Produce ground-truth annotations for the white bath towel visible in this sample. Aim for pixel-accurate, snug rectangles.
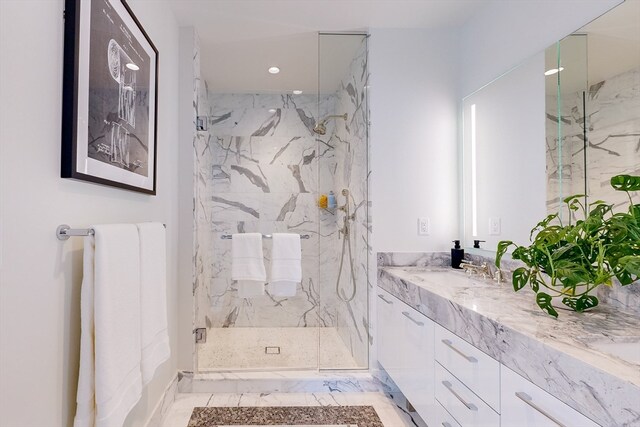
[74,224,142,427]
[231,233,266,297]
[137,222,170,385]
[269,233,302,297]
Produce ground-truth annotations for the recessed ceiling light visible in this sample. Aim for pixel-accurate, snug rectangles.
[268,108,277,113]
[544,67,564,76]
[126,63,139,71]
[292,90,303,95]
[268,66,280,74]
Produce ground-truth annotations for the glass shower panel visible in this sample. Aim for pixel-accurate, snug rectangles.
[194,39,321,372]
[317,33,369,370]
[545,34,588,221]
[193,32,370,373]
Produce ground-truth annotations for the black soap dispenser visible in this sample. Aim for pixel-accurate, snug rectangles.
[451,240,464,269]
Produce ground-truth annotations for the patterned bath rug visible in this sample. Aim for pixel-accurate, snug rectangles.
[187,406,385,427]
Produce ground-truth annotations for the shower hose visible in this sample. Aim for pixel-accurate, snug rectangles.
[336,219,357,303]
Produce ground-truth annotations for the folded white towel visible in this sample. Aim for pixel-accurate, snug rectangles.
[267,281,298,297]
[269,233,302,296]
[75,225,142,427]
[137,222,170,386]
[232,233,266,297]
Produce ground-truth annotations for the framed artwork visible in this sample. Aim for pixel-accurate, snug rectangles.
[61,0,158,194]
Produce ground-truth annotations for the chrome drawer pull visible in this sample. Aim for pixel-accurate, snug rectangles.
[515,392,567,427]
[441,339,478,363]
[442,423,452,427]
[442,380,478,411]
[402,311,424,326]
[377,294,393,304]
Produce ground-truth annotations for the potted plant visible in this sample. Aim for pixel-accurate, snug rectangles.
[496,175,640,317]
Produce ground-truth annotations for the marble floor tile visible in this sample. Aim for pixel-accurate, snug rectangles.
[158,392,423,427]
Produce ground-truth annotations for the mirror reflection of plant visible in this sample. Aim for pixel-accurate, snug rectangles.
[496,175,640,318]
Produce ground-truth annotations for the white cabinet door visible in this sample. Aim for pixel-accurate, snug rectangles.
[399,305,435,426]
[501,365,600,427]
[376,289,402,380]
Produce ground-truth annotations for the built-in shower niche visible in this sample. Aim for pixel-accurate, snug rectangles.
[193,33,369,372]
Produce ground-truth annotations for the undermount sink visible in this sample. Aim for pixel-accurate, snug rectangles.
[586,337,640,365]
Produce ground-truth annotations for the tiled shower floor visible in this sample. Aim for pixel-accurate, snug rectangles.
[197,327,361,371]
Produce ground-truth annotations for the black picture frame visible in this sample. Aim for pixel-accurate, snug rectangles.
[61,0,158,195]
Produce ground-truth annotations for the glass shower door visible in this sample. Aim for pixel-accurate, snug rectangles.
[317,33,370,370]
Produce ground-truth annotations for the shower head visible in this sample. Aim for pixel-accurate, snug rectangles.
[313,113,348,135]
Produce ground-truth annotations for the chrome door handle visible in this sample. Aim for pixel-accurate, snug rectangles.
[515,392,567,427]
[441,339,478,363]
[377,294,393,304]
[442,381,478,411]
[402,311,424,326]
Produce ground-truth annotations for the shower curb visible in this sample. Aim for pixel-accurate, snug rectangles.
[177,370,397,394]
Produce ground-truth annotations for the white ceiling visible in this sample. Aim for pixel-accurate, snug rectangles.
[168,0,491,93]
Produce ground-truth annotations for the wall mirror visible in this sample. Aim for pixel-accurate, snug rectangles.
[461,0,640,252]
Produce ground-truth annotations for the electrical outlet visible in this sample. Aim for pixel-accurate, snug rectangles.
[489,217,501,235]
[418,217,430,235]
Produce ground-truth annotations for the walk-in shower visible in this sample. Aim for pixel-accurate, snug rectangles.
[192,33,370,372]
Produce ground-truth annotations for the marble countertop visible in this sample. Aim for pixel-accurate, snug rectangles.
[378,266,640,427]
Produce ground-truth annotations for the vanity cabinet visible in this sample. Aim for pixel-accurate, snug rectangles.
[377,286,604,427]
[376,289,435,426]
[501,365,600,427]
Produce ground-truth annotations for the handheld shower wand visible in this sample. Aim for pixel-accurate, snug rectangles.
[335,189,357,303]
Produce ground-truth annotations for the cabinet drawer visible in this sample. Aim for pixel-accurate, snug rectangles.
[501,365,600,427]
[435,363,500,427]
[435,401,462,427]
[435,324,500,411]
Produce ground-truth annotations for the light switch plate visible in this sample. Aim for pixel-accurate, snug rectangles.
[418,217,430,235]
[489,217,501,235]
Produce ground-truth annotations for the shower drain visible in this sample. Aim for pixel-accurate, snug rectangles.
[265,346,281,354]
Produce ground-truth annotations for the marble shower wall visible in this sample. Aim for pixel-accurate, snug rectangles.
[546,67,640,214]
[194,93,336,330]
[324,36,370,367]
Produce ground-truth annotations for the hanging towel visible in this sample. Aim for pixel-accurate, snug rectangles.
[268,233,301,297]
[74,224,142,427]
[137,222,170,386]
[231,233,266,297]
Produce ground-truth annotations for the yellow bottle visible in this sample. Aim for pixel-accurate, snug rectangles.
[318,194,328,209]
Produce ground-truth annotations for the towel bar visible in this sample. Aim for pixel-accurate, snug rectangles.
[56,223,167,241]
[220,233,310,240]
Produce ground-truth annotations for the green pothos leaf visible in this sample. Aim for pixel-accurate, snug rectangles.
[575,294,599,312]
[611,175,640,192]
[512,268,529,291]
[495,240,513,267]
[536,292,558,318]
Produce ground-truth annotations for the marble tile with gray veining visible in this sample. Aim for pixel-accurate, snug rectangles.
[378,266,640,426]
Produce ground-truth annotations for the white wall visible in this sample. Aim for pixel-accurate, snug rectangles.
[369,28,459,252]
[0,1,180,426]
[458,0,622,97]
